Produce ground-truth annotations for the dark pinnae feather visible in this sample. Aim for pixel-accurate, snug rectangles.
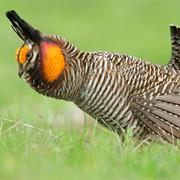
[6,10,42,43]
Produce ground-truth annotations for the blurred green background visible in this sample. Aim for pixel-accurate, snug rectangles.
[0,0,180,179]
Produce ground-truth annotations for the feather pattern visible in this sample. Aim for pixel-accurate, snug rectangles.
[168,25,180,70]
[6,10,180,144]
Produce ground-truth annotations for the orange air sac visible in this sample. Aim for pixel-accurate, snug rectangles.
[40,41,65,82]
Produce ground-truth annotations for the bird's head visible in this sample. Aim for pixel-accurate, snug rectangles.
[6,10,66,83]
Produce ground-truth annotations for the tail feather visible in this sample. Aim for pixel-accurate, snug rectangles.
[6,10,42,43]
[168,25,180,70]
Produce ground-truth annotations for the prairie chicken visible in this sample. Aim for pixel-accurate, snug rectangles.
[6,10,180,144]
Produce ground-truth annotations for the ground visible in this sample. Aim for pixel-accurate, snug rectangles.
[0,1,180,179]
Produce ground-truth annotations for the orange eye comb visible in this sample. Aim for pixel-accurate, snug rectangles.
[40,42,65,82]
[16,45,30,64]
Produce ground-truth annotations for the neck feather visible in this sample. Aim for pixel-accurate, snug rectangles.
[25,36,87,101]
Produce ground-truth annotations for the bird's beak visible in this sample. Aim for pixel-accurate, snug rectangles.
[18,65,25,78]
[18,69,23,78]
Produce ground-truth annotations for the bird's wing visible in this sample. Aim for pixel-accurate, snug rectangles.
[130,85,180,144]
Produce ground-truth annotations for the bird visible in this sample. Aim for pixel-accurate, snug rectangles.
[6,10,180,144]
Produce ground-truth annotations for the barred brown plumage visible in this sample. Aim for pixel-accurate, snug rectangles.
[6,10,180,144]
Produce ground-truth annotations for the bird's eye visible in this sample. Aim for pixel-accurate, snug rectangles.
[26,50,33,60]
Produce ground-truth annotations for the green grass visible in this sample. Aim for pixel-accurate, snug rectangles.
[0,119,180,179]
[0,0,180,179]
